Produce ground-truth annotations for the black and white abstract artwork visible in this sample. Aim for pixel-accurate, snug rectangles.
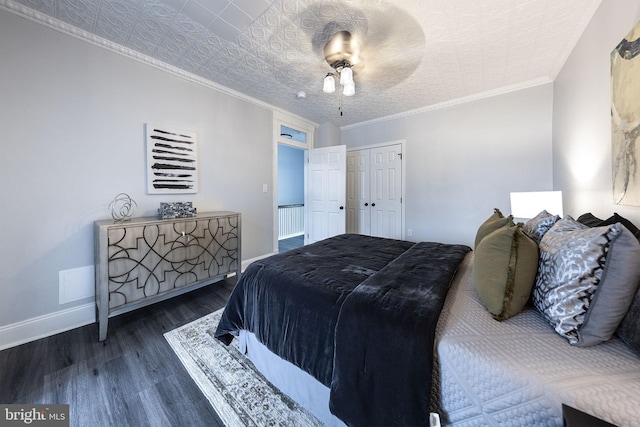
[146,124,198,194]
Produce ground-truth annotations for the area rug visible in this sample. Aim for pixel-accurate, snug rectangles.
[164,309,323,427]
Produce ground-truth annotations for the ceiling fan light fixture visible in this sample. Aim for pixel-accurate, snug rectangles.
[322,31,360,114]
[323,74,336,93]
[343,81,355,97]
[339,65,353,86]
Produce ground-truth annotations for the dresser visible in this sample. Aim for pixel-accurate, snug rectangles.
[94,211,241,340]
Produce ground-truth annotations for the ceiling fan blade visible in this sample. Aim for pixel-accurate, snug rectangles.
[357,7,425,89]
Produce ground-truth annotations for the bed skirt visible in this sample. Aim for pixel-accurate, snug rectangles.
[236,330,347,427]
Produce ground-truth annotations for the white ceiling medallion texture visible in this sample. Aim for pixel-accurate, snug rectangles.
[3,0,602,127]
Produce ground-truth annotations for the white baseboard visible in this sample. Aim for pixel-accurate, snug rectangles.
[0,253,277,351]
[0,303,96,351]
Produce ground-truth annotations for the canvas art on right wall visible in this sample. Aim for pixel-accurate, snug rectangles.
[612,19,640,206]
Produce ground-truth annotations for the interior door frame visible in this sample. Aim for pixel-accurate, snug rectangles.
[346,139,406,240]
[273,112,317,253]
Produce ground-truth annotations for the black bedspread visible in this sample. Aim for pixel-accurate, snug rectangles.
[215,234,470,426]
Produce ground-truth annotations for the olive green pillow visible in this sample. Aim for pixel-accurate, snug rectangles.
[474,223,539,320]
[474,208,514,249]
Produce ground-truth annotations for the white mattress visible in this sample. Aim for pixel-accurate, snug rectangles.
[434,253,640,426]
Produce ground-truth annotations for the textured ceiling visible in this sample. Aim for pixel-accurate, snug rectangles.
[4,0,602,127]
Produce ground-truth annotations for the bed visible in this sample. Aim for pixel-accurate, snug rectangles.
[433,252,640,426]
[215,233,470,426]
[215,227,640,426]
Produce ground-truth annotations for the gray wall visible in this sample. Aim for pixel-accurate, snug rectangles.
[342,83,554,246]
[0,10,274,328]
[316,122,342,147]
[553,1,640,223]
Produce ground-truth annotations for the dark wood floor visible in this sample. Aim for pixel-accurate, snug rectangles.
[0,278,236,427]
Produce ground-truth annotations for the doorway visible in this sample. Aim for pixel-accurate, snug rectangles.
[274,114,314,253]
[277,143,305,252]
[273,114,347,252]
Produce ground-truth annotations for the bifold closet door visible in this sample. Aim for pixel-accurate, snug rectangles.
[369,144,402,239]
[346,149,370,235]
[346,144,402,239]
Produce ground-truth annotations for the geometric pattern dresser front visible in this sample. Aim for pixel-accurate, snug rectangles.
[95,212,241,340]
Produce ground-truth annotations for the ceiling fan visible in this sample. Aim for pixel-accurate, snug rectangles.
[302,2,427,93]
[322,30,360,96]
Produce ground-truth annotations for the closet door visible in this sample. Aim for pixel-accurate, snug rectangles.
[346,149,370,234]
[347,143,403,238]
[370,144,403,239]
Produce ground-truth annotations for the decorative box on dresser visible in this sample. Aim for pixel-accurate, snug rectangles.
[94,211,241,341]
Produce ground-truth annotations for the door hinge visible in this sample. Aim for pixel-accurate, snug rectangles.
[398,153,403,160]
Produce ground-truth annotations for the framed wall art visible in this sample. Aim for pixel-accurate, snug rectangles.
[146,123,198,194]
[611,19,640,206]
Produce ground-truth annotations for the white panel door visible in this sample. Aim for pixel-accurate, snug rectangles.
[346,149,370,234]
[305,145,346,244]
[369,144,403,239]
[346,143,403,239]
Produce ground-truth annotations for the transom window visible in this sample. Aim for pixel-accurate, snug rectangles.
[280,125,308,144]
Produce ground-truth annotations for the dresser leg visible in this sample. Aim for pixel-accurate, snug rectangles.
[99,314,108,341]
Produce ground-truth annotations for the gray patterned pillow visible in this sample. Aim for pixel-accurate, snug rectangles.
[523,210,560,244]
[533,216,640,346]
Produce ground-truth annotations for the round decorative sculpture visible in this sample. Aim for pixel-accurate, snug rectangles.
[109,193,137,221]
